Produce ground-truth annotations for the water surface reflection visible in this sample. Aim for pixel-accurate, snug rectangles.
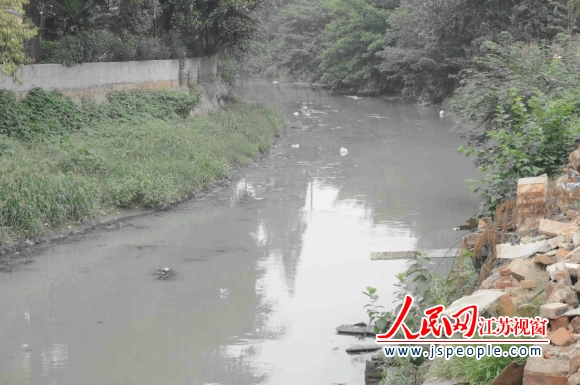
[0,81,479,385]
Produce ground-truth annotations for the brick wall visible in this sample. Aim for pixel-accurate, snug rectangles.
[0,56,217,101]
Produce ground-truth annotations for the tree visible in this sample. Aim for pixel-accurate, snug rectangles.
[549,0,580,33]
[47,0,110,36]
[161,0,269,57]
[0,0,37,76]
[378,0,558,104]
[270,0,332,81]
[379,0,466,102]
[319,0,395,93]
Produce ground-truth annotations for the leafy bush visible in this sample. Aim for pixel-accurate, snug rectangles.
[0,89,85,139]
[217,53,237,87]
[166,31,188,60]
[0,88,201,141]
[364,252,455,338]
[0,0,37,77]
[39,41,62,61]
[446,33,580,216]
[43,30,121,65]
[136,37,171,60]
[42,30,181,65]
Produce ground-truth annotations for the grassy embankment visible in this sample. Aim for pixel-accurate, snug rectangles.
[0,88,285,243]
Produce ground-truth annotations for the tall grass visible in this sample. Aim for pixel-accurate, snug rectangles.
[0,100,285,243]
[431,343,528,385]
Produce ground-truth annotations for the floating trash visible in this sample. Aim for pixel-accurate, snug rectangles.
[291,144,300,149]
[439,110,445,118]
[273,80,279,84]
[154,267,174,280]
[340,147,348,156]
[293,112,299,116]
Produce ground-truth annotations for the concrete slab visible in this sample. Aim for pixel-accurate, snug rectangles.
[442,290,506,317]
[497,240,550,259]
[564,308,580,317]
[371,249,459,260]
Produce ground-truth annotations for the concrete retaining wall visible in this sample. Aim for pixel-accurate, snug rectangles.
[0,56,217,101]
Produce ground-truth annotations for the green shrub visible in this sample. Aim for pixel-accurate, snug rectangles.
[0,88,201,141]
[42,30,185,65]
[0,89,86,139]
[39,41,61,61]
[44,30,120,65]
[136,37,171,60]
[447,33,580,216]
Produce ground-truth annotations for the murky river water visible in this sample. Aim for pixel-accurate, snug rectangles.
[0,81,480,385]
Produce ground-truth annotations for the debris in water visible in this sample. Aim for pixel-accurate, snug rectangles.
[439,110,445,118]
[340,147,348,156]
[453,217,478,231]
[293,112,299,116]
[154,267,175,280]
[346,95,362,100]
[291,144,300,149]
[346,345,381,354]
[336,324,376,335]
[273,80,279,84]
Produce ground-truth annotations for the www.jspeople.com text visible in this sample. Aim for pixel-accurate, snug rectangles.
[382,344,543,360]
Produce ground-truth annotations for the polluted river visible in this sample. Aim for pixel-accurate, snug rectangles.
[0,80,480,385]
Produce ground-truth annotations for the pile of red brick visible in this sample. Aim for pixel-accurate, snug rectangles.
[473,173,580,384]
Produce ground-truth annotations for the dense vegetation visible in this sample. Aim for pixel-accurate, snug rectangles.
[0,0,37,75]
[254,0,566,97]
[448,33,580,215]
[1,0,269,72]
[235,0,580,216]
[0,89,285,242]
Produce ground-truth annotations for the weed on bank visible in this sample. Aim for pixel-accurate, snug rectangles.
[0,89,285,243]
